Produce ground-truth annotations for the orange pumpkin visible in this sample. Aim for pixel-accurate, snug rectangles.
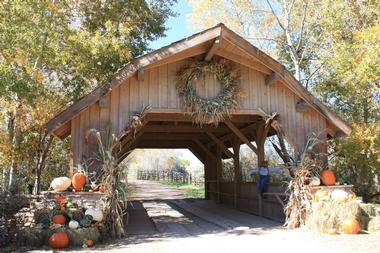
[320,170,336,186]
[52,214,66,225]
[86,239,94,247]
[99,185,105,193]
[49,231,69,249]
[72,172,86,191]
[341,218,360,234]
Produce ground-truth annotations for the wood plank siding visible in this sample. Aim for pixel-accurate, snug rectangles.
[70,58,326,168]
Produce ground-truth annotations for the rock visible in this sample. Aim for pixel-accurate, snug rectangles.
[368,216,380,233]
[66,227,100,246]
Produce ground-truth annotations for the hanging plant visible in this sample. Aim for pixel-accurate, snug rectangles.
[176,60,240,125]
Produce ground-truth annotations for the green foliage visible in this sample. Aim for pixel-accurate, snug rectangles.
[332,124,380,202]
[0,0,175,193]
[159,181,205,198]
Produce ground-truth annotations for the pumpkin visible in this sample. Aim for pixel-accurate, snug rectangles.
[314,189,329,201]
[72,172,86,191]
[68,220,79,229]
[51,177,71,192]
[85,208,103,222]
[52,214,66,225]
[49,231,69,249]
[320,169,336,186]
[99,185,105,193]
[341,218,360,234]
[86,239,94,247]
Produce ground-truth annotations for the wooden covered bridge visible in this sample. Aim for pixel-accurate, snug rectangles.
[46,24,351,220]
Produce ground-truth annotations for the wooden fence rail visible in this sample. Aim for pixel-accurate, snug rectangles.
[137,169,204,187]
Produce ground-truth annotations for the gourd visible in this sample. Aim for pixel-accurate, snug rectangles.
[320,169,336,186]
[86,239,94,247]
[341,218,360,234]
[314,189,329,201]
[72,172,86,191]
[85,208,103,222]
[51,177,71,192]
[99,185,105,193]
[309,177,321,186]
[52,214,66,225]
[49,231,70,249]
[331,189,348,202]
[68,220,79,229]
[326,228,337,235]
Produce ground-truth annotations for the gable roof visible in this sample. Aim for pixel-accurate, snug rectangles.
[46,23,352,138]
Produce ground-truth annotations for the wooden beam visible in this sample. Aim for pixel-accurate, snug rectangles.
[205,37,221,61]
[224,120,258,154]
[295,101,312,113]
[143,124,228,133]
[265,72,280,86]
[193,139,217,161]
[216,48,272,75]
[206,131,234,158]
[137,68,144,81]
[209,121,260,147]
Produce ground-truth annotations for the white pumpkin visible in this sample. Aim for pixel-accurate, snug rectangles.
[50,177,72,192]
[331,189,348,202]
[309,176,321,186]
[85,208,103,222]
[69,220,79,229]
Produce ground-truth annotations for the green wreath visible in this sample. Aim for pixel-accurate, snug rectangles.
[176,60,240,125]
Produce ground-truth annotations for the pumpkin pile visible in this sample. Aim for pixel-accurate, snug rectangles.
[307,187,361,235]
[36,194,104,249]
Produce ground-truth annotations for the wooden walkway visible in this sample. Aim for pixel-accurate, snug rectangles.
[126,180,280,236]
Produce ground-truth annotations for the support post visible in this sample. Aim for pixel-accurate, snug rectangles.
[232,137,241,208]
[216,146,222,203]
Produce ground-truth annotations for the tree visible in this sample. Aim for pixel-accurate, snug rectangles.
[0,0,176,193]
[187,0,319,86]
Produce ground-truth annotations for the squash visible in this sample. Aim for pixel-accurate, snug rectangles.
[49,231,69,249]
[320,169,336,186]
[86,239,94,247]
[52,214,66,225]
[99,185,105,193]
[68,220,79,229]
[326,228,337,235]
[51,177,71,192]
[72,172,86,191]
[331,189,348,202]
[314,189,329,201]
[341,218,360,234]
[85,208,103,222]
[309,176,321,186]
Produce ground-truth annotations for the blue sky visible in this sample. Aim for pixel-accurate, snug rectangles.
[149,1,193,50]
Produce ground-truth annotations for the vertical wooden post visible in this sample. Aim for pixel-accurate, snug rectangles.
[256,121,266,167]
[256,121,266,216]
[233,137,241,209]
[216,146,222,203]
[204,155,210,200]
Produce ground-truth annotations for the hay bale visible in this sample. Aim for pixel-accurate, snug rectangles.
[306,200,359,232]
[66,227,100,246]
[15,227,49,247]
[368,216,380,233]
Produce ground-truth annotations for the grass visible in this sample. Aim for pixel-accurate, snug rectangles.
[159,181,205,199]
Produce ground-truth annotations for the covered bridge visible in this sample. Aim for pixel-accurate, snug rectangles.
[46,24,351,220]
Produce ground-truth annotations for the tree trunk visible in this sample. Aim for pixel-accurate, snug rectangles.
[33,133,53,195]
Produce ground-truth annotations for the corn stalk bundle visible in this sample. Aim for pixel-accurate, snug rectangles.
[87,128,126,239]
[284,135,323,229]
[176,60,240,126]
